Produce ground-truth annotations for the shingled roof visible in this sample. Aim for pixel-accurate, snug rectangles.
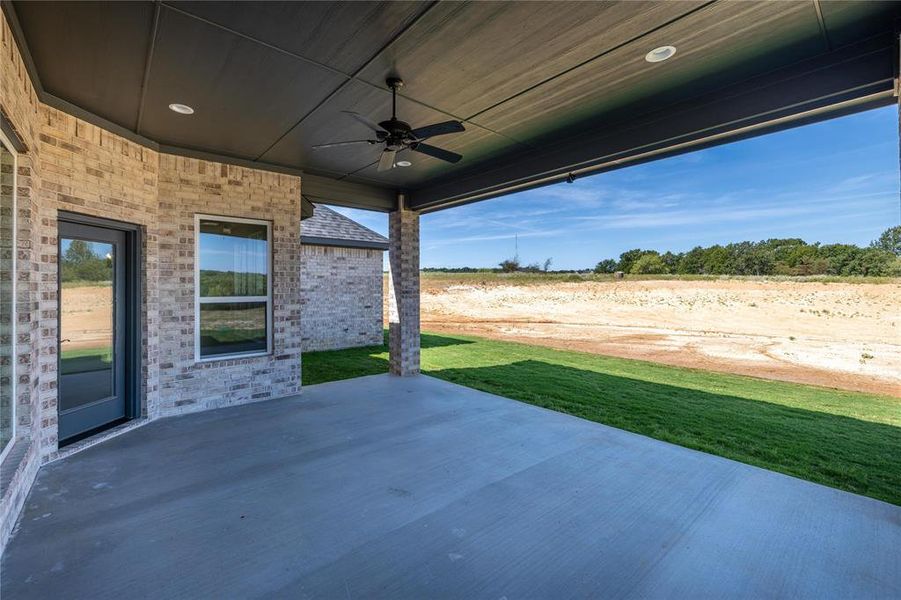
[300,204,388,250]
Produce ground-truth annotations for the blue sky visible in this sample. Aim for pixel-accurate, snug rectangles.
[199,234,267,274]
[332,106,899,270]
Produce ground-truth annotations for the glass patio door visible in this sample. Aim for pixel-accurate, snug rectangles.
[58,221,128,443]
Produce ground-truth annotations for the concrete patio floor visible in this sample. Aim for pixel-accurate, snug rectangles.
[3,374,899,598]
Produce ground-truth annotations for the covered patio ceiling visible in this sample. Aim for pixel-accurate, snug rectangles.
[4,0,899,212]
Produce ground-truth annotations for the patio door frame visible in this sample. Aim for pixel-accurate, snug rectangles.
[0,125,18,465]
[57,211,142,444]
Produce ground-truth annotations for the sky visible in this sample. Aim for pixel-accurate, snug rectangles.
[199,234,268,274]
[332,106,900,271]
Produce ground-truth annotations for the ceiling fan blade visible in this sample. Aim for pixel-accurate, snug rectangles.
[412,142,462,164]
[377,149,397,172]
[312,140,376,150]
[343,111,385,134]
[411,120,465,139]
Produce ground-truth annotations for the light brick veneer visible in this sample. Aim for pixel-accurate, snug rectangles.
[0,8,303,552]
[1,12,46,553]
[300,244,383,351]
[157,155,301,415]
[38,107,161,452]
[387,205,420,376]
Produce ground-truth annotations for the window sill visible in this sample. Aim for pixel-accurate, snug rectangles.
[195,350,271,364]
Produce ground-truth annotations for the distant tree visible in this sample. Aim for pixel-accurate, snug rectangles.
[616,248,646,273]
[660,251,680,274]
[65,239,97,263]
[818,244,862,276]
[676,246,706,274]
[594,258,617,274]
[499,257,520,272]
[764,238,809,268]
[871,225,901,256]
[630,253,668,275]
[724,241,774,276]
[846,247,896,276]
[700,245,730,275]
[61,240,109,282]
[889,257,901,276]
[543,257,553,272]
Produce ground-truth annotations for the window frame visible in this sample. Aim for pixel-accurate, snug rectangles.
[0,128,16,463]
[194,214,273,362]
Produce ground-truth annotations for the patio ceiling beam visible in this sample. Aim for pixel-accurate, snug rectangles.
[409,35,897,213]
[300,173,396,212]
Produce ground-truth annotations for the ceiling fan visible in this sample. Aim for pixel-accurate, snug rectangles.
[312,77,465,171]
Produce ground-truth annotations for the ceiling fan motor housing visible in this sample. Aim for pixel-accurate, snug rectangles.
[313,75,464,170]
[379,117,415,149]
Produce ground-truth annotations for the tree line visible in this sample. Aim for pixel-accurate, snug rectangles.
[594,226,901,277]
[61,239,111,282]
[423,226,901,277]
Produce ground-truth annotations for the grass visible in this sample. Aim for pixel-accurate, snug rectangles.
[60,347,111,375]
[303,331,901,506]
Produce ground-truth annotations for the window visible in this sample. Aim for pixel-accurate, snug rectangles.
[0,131,16,459]
[195,215,271,360]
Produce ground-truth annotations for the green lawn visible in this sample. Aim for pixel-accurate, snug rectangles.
[60,347,111,375]
[303,332,901,505]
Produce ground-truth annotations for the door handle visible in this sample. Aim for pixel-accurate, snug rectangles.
[60,339,71,343]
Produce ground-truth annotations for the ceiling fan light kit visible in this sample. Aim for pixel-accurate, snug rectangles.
[313,77,466,172]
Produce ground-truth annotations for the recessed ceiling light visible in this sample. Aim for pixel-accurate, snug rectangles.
[168,103,195,115]
[395,160,412,167]
[645,45,676,63]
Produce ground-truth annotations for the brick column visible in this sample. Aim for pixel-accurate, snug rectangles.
[388,197,420,376]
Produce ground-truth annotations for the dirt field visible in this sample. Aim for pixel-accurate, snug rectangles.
[64,277,900,397]
[60,284,112,351]
[410,275,901,397]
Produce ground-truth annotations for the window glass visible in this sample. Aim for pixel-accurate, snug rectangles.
[196,217,270,360]
[199,302,267,357]
[198,219,268,297]
[59,240,114,407]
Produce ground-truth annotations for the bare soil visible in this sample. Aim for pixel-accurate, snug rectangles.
[410,276,901,397]
[65,277,901,397]
[60,284,112,351]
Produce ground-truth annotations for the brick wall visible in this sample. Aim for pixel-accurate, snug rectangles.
[387,206,420,376]
[300,244,383,351]
[157,155,301,415]
[0,146,14,446]
[0,9,303,552]
[37,107,161,452]
[1,11,43,553]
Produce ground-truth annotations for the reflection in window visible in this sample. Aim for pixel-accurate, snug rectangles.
[196,217,271,360]
[199,302,267,357]
[0,138,15,456]
[198,219,268,297]
[59,240,114,409]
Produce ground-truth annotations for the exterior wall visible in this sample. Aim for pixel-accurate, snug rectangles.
[38,107,161,452]
[0,9,302,552]
[0,145,15,446]
[300,244,383,351]
[0,11,44,553]
[387,206,420,376]
[157,156,301,415]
